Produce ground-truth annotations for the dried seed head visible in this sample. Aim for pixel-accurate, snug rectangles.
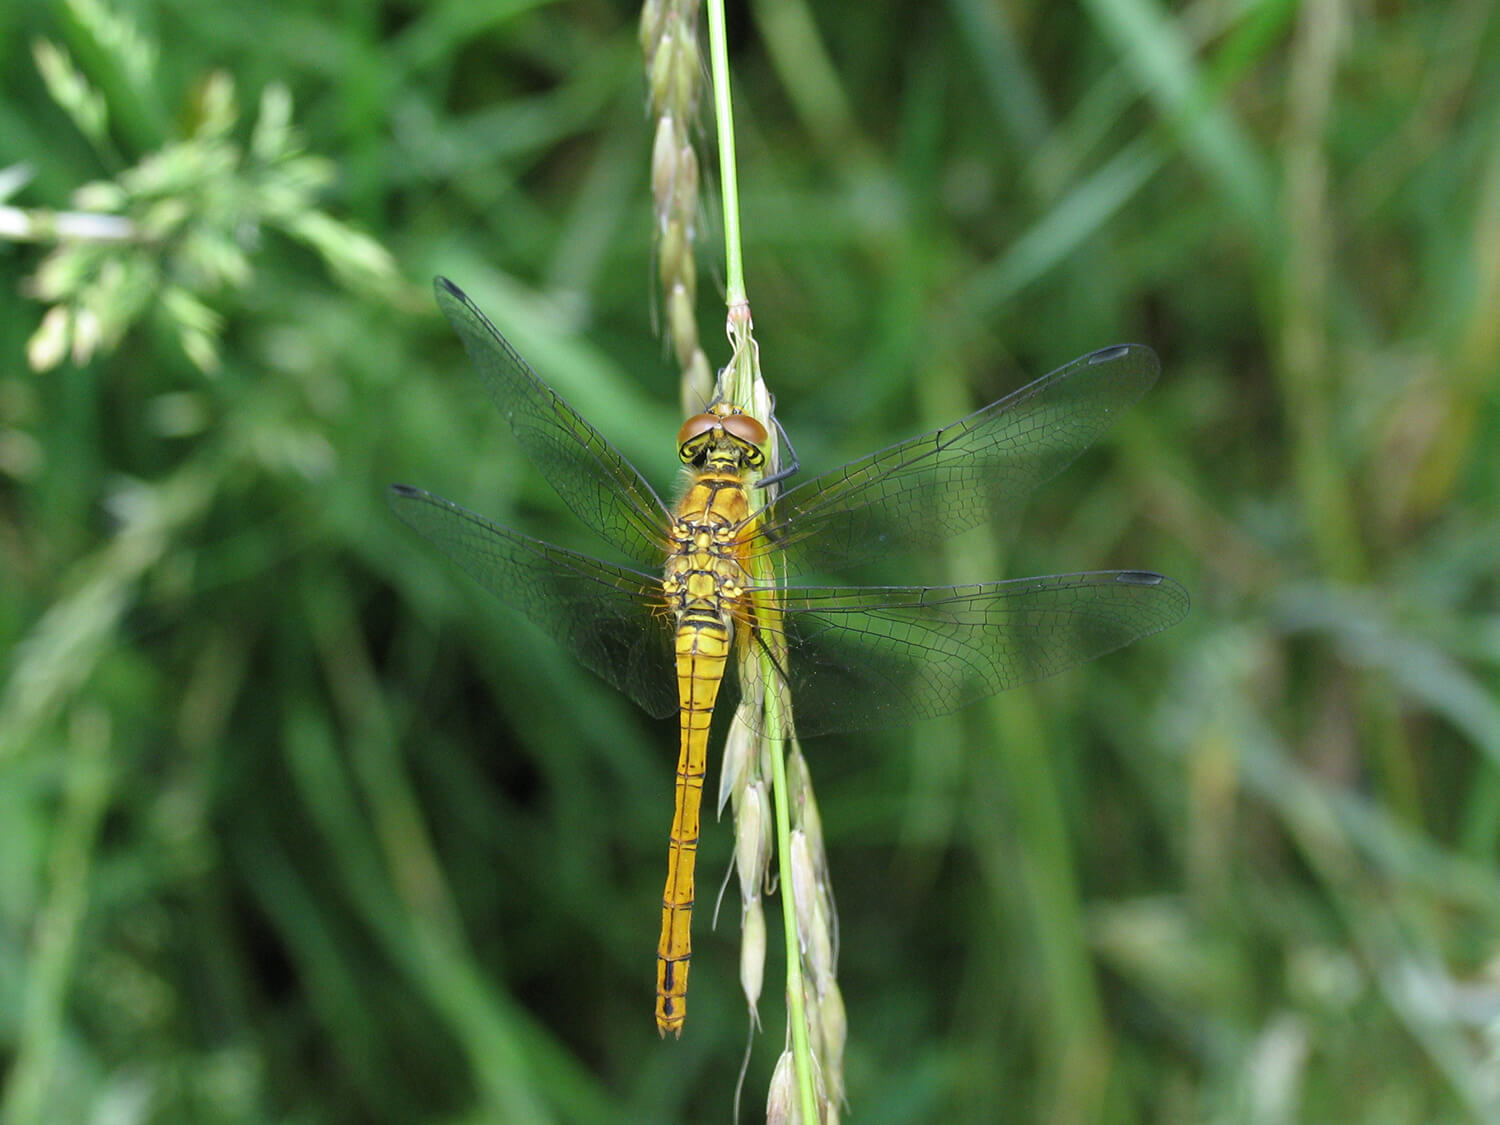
[638,0,665,54]
[820,980,847,1106]
[789,751,827,866]
[735,782,767,901]
[769,1043,830,1125]
[766,1050,795,1125]
[740,896,765,1015]
[673,141,699,209]
[639,0,710,415]
[791,830,835,993]
[672,44,700,116]
[647,37,677,115]
[669,279,698,354]
[756,730,775,785]
[658,218,687,288]
[650,113,677,218]
[719,704,756,814]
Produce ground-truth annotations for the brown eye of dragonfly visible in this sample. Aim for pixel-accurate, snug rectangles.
[676,413,720,447]
[720,412,768,446]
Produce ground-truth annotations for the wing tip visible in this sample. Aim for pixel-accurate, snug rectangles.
[1085,341,1161,375]
[1113,569,1191,624]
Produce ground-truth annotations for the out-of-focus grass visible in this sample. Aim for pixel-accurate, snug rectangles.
[2,1,1499,1122]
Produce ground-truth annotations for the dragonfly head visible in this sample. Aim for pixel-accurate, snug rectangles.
[677,403,768,472]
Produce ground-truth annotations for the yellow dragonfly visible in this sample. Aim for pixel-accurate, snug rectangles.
[391,277,1188,1037]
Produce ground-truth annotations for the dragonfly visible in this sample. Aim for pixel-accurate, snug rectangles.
[391,277,1189,1037]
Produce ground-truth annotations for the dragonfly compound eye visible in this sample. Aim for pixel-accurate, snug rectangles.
[677,413,720,446]
[719,412,768,447]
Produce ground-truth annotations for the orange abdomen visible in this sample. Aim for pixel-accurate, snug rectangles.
[655,471,753,1036]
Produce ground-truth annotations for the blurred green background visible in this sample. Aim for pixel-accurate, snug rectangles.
[4,1,1500,1122]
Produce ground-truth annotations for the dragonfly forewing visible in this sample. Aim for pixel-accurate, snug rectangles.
[434,278,673,568]
[754,344,1160,577]
[390,483,678,720]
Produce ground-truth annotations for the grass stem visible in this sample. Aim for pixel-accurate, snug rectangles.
[708,1,819,1119]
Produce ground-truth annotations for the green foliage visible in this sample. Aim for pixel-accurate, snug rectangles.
[18,6,396,375]
[2,1,1499,1123]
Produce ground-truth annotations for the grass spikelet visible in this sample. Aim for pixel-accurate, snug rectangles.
[640,0,714,413]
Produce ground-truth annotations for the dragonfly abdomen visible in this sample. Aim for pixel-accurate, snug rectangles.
[656,612,729,1036]
[655,470,755,1036]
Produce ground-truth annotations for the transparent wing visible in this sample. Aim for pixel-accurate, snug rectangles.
[754,570,1188,736]
[390,484,678,720]
[434,277,671,568]
[753,345,1160,575]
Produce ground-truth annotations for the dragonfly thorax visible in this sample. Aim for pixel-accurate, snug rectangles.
[677,403,767,473]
